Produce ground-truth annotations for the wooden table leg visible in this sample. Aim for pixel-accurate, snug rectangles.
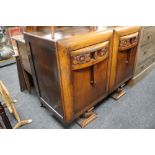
[0,81,32,129]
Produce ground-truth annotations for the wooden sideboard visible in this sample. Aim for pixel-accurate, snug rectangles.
[24,27,113,124]
[11,26,141,125]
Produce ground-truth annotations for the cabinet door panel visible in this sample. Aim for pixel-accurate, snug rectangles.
[115,47,137,86]
[71,42,109,114]
[73,59,108,113]
[109,27,141,93]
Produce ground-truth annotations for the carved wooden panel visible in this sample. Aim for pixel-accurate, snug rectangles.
[119,32,139,51]
[72,53,91,65]
[71,41,109,70]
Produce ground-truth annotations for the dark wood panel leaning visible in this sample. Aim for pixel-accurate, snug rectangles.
[12,35,34,92]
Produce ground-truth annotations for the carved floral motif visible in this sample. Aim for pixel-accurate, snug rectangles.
[119,37,138,49]
[97,47,108,57]
[72,53,91,65]
[71,46,109,65]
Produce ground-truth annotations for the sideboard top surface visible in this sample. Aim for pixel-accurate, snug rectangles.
[23,26,112,42]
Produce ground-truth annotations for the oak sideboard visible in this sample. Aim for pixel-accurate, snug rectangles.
[13,26,141,125]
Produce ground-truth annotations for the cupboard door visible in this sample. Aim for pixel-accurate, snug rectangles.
[116,32,139,86]
[70,42,109,114]
[109,27,141,93]
[115,47,137,86]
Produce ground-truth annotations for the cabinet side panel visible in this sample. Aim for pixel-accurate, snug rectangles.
[24,34,63,118]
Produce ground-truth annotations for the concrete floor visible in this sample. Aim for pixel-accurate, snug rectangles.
[0,63,155,129]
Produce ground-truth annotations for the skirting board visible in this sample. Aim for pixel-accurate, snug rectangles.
[128,62,155,86]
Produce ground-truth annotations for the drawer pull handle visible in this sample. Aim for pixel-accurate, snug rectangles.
[125,60,129,64]
[90,80,96,85]
[141,66,144,70]
[125,49,130,64]
[90,66,96,86]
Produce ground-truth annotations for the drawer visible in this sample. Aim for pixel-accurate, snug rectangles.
[143,26,152,29]
[141,27,155,46]
[135,55,155,75]
[137,42,155,63]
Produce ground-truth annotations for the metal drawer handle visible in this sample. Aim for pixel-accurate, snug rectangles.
[125,60,129,64]
[141,66,144,70]
[144,51,147,55]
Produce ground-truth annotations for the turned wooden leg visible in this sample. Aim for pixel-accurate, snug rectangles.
[76,107,97,128]
[111,84,126,100]
[2,100,16,108]
[13,119,32,129]
[10,101,32,129]
[0,80,32,129]
[0,101,12,129]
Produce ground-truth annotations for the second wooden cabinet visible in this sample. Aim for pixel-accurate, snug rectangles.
[109,26,141,93]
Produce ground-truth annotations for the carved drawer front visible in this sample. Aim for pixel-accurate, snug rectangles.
[119,32,139,51]
[141,27,155,46]
[135,55,155,75]
[137,43,155,64]
[71,41,109,70]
